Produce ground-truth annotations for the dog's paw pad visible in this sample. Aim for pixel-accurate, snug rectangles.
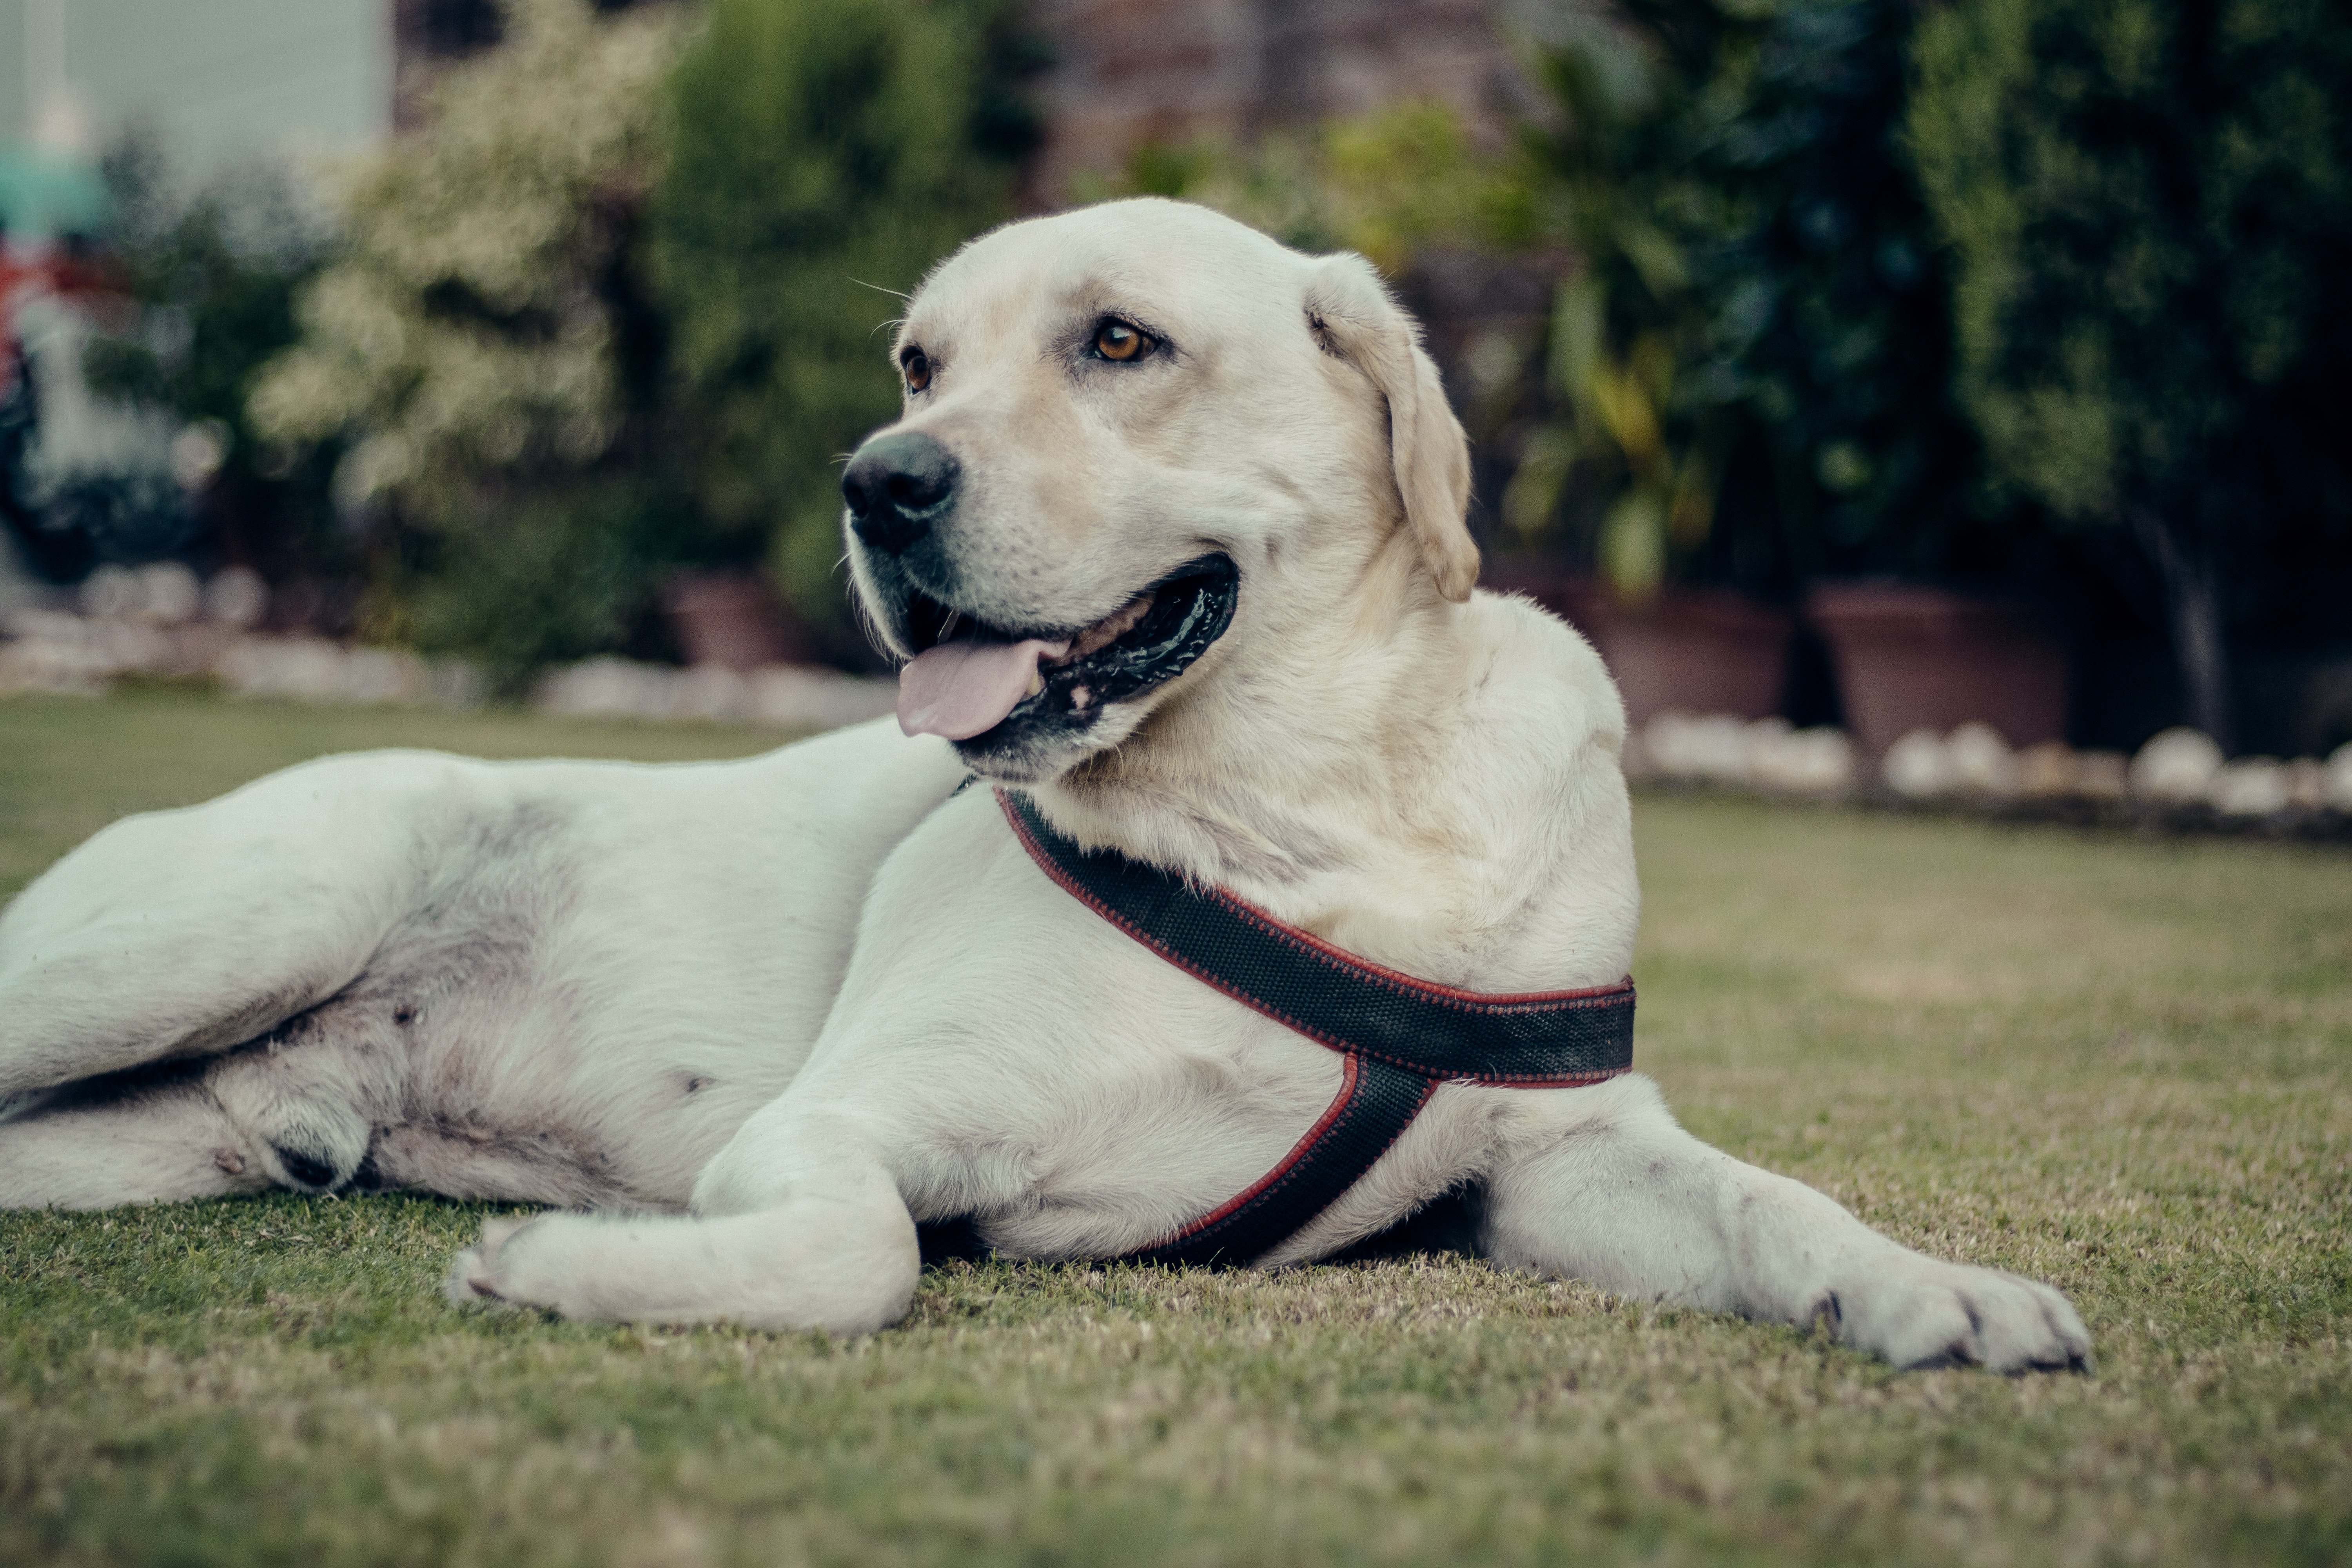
[443,1214,549,1311]
[1845,1263,2092,1375]
[271,1143,343,1191]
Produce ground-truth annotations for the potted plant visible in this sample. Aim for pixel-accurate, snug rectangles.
[1483,562,1792,727]
[1489,1,1987,731]
[1479,24,1798,728]
[661,568,804,671]
[1805,582,2066,758]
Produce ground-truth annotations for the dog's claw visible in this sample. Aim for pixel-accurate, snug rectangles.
[444,1214,546,1310]
[1844,1259,2092,1374]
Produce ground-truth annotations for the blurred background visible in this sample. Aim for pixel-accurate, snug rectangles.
[3,0,2350,813]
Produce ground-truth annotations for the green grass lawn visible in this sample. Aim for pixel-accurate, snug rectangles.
[2,688,2347,1568]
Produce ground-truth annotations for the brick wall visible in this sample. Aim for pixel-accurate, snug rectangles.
[1022,0,1537,201]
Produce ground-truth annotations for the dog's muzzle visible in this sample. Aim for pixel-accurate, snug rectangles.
[843,431,958,557]
[891,554,1241,757]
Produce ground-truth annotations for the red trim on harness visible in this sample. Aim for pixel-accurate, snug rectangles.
[1169,1054,1359,1241]
[1202,886,1633,1010]
[1000,791,1632,1088]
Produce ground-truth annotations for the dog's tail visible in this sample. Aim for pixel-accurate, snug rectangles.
[0,750,465,1104]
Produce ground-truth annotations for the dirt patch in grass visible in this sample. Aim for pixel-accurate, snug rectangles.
[2,691,2348,1566]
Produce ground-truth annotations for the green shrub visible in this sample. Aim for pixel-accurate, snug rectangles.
[1909,0,2352,746]
[1501,18,1732,599]
[1680,0,1980,586]
[247,0,683,668]
[396,480,677,691]
[245,0,1032,677]
[250,0,678,528]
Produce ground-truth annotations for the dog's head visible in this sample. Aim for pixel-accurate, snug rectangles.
[843,198,1476,784]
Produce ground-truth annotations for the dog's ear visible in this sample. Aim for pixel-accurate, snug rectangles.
[1302,254,1478,602]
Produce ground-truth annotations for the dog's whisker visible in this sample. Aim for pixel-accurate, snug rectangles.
[841,571,900,663]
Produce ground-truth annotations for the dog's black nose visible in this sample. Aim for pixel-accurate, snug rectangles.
[843,432,958,555]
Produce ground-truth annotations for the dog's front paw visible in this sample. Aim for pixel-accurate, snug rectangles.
[442,1213,545,1310]
[1828,1257,2091,1374]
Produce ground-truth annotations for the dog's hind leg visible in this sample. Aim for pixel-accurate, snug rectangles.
[0,751,456,1102]
[0,1070,271,1209]
[1,999,411,1209]
[1474,1074,2093,1374]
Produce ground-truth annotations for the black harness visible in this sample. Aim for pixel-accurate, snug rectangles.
[998,790,1636,1267]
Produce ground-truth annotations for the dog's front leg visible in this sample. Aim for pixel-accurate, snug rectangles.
[1475,1076,2091,1372]
[445,1113,918,1335]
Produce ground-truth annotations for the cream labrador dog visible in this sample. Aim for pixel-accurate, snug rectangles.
[0,200,2089,1372]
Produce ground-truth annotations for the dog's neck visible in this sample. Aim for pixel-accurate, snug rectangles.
[1026,537,1630,989]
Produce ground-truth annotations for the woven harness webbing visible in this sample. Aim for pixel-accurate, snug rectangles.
[998,789,1635,1267]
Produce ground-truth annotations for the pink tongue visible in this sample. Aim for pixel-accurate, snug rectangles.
[897,635,1071,740]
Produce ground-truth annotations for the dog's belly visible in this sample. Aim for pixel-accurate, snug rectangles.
[360,732,973,1207]
[196,786,840,1208]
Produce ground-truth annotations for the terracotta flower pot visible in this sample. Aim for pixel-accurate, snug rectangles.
[661,571,805,672]
[1481,566,1793,728]
[1805,583,2067,758]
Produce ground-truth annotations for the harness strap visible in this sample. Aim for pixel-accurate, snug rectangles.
[998,790,1635,1267]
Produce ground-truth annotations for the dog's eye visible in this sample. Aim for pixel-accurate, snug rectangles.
[901,347,931,394]
[1092,319,1154,363]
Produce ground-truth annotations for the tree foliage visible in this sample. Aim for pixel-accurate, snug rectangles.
[1909,0,2352,744]
[250,0,676,522]
[650,0,1034,623]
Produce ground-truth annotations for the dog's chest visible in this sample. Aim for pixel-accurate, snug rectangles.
[798,799,1353,1258]
[902,985,1345,1260]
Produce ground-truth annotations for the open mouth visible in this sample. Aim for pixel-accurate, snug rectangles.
[895,554,1238,744]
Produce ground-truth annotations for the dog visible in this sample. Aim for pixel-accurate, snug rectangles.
[0,200,2089,1371]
